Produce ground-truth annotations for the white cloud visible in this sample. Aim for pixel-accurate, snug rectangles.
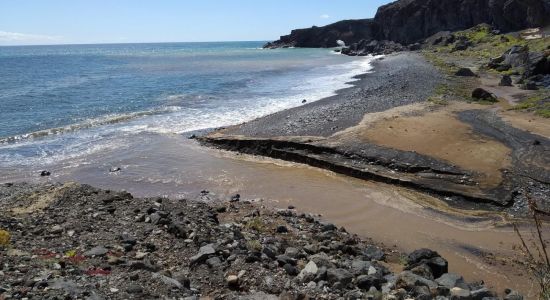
[320,14,330,19]
[0,30,62,45]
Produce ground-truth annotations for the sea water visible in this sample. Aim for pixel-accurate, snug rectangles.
[0,41,375,170]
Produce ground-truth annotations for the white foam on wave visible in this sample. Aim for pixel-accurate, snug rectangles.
[0,54,381,168]
[0,106,182,145]
[131,54,380,135]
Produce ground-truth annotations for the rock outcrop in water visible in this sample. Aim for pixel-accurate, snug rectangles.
[264,0,550,48]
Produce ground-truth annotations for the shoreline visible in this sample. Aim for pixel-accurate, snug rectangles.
[213,53,441,138]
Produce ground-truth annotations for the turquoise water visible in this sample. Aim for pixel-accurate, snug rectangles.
[0,42,373,168]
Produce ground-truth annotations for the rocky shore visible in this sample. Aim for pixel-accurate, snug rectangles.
[0,182,521,299]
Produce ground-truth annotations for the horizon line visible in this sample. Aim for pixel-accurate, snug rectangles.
[0,39,271,47]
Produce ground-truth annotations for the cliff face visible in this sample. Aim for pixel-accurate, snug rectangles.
[264,0,550,48]
[264,19,378,48]
[375,0,550,44]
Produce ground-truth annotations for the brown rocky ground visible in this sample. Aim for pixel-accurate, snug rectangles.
[0,182,514,299]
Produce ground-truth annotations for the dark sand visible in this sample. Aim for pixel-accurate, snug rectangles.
[224,53,442,137]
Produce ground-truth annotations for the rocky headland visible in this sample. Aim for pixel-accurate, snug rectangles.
[264,0,550,49]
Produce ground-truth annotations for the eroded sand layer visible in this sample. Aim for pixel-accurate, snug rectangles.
[336,102,512,188]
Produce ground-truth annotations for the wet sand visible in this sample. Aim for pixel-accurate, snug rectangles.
[334,102,512,188]
[500,110,550,138]
[1,134,543,297]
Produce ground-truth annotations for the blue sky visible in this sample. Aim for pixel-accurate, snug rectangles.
[0,0,393,45]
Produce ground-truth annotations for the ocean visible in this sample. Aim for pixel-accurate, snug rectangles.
[0,41,375,180]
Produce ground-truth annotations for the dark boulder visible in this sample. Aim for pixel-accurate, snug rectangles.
[356,274,386,290]
[407,249,439,264]
[452,38,472,52]
[524,51,550,78]
[425,31,455,46]
[342,39,405,56]
[276,255,297,266]
[503,45,530,68]
[472,88,498,102]
[488,46,529,72]
[488,55,505,69]
[489,47,550,88]
[499,75,513,86]
[363,245,385,261]
[190,244,216,266]
[326,268,353,286]
[520,81,538,90]
[283,264,299,276]
[455,68,477,77]
[435,273,469,289]
[406,248,449,278]
[276,225,288,233]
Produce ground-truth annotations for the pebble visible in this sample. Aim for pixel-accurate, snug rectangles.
[50,225,63,234]
[276,225,288,233]
[226,275,239,286]
[84,246,109,257]
[190,244,216,265]
[126,284,143,294]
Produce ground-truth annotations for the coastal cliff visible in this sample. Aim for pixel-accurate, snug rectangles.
[264,0,550,48]
[264,19,378,48]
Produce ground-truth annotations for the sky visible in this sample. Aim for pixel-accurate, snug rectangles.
[0,0,393,45]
